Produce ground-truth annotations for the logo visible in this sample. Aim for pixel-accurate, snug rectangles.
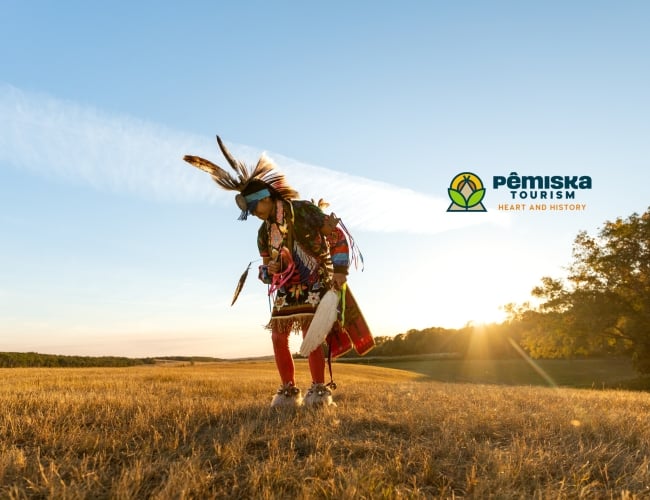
[446,172,487,212]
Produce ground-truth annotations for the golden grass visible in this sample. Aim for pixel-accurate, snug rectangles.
[1,362,650,499]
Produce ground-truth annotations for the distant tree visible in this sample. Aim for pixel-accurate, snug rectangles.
[514,208,650,371]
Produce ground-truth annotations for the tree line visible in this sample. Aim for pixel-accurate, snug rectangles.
[0,353,230,368]
[340,324,521,360]
[0,352,156,368]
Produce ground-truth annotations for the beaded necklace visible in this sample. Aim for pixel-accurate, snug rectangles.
[268,200,289,260]
[267,200,295,293]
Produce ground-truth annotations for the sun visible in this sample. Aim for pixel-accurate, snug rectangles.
[462,304,509,326]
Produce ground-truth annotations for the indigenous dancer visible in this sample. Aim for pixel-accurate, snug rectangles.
[184,136,361,407]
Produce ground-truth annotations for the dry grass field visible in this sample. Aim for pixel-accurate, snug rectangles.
[2,361,650,499]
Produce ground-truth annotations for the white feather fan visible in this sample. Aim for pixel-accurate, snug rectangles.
[300,290,339,356]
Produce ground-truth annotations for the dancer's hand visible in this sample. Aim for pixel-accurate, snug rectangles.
[267,261,281,275]
[333,273,347,288]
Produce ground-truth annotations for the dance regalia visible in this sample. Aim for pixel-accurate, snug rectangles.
[256,199,350,334]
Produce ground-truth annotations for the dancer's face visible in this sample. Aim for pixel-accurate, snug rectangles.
[251,197,274,221]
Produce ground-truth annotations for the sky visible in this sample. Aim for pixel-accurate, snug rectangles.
[1,1,649,359]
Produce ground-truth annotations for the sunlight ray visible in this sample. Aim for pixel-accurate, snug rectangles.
[508,337,558,388]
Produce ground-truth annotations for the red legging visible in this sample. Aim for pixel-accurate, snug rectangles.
[272,325,325,386]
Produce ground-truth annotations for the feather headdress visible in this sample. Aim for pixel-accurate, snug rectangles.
[184,136,298,219]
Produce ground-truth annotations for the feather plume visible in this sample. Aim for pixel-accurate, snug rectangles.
[183,155,240,191]
[231,261,253,306]
[216,135,249,182]
[300,290,339,356]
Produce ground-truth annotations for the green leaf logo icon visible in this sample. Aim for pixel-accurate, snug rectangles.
[446,172,488,212]
[448,188,468,208]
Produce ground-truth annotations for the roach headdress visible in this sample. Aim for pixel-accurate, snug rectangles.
[183,136,299,220]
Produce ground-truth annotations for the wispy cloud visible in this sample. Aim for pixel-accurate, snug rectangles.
[0,84,508,233]
[0,83,217,203]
